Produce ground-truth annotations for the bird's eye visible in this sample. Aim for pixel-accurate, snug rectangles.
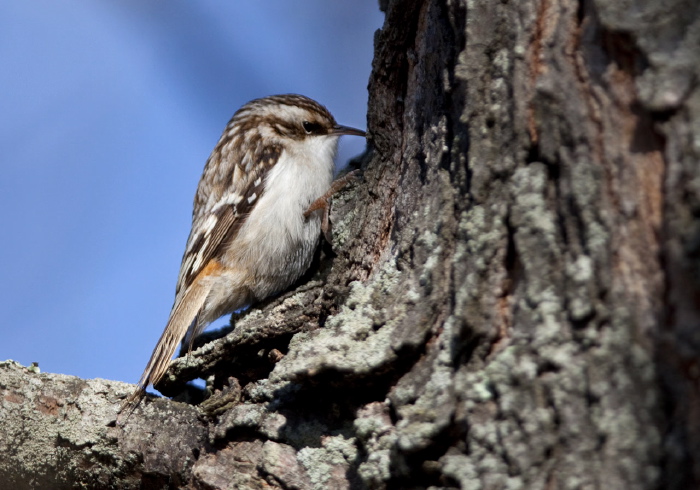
[302,121,320,134]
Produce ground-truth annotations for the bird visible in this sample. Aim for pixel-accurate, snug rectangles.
[123,94,366,410]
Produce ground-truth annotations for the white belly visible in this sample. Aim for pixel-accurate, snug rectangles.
[230,136,337,298]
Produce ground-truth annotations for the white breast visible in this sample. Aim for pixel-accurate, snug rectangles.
[231,134,338,297]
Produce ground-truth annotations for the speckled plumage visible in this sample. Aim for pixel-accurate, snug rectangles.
[124,95,365,408]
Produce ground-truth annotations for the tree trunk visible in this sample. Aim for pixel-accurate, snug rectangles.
[2,0,700,488]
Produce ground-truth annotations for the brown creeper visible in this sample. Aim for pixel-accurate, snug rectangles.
[123,94,365,408]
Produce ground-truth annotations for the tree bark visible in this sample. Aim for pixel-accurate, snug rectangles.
[2,0,700,488]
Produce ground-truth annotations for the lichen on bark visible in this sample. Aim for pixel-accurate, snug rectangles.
[2,0,700,488]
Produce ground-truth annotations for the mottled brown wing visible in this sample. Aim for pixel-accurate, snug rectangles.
[175,143,282,297]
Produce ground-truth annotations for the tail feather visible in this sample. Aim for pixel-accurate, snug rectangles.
[121,278,212,410]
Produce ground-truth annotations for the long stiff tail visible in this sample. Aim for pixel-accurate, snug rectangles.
[121,278,212,410]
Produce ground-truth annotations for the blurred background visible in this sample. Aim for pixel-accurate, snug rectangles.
[0,1,382,388]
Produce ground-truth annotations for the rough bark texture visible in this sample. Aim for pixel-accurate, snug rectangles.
[2,0,700,488]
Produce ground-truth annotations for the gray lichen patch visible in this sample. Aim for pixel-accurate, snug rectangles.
[212,403,287,442]
[296,434,358,490]
[267,258,413,386]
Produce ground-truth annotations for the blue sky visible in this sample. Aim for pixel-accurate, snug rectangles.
[1,2,383,387]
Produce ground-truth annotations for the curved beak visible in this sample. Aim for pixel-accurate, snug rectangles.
[330,124,366,137]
